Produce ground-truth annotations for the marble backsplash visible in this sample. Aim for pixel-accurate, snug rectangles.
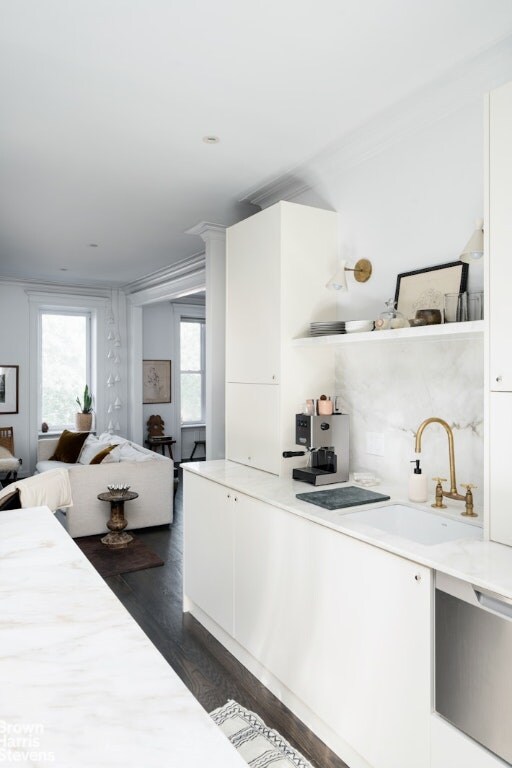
[334,336,484,510]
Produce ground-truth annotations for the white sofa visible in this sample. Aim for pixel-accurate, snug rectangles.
[36,435,173,538]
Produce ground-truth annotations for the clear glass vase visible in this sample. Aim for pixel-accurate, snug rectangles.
[375,299,410,330]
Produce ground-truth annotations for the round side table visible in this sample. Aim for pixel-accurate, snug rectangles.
[97,491,138,549]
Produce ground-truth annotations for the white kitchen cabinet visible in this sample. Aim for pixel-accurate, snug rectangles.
[226,207,281,385]
[487,79,512,547]
[225,201,338,476]
[488,391,512,546]
[225,382,281,475]
[233,492,432,768]
[488,80,512,392]
[183,471,237,634]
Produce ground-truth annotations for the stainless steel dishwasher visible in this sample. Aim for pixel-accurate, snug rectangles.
[435,571,512,764]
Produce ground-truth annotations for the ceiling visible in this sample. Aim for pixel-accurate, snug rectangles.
[1,0,512,287]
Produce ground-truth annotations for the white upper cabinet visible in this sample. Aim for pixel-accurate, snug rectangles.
[489,80,512,391]
[225,201,338,475]
[226,205,281,385]
[487,79,512,547]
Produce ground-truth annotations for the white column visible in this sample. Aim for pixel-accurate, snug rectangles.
[186,222,226,460]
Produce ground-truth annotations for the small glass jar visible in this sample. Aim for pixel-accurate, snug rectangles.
[375,299,410,330]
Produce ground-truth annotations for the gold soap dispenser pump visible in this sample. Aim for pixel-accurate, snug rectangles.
[408,459,428,503]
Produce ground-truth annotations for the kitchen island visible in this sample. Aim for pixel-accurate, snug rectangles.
[0,506,246,768]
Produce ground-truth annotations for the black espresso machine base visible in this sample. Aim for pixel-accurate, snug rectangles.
[292,467,349,486]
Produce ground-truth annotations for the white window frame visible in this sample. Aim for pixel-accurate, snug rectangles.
[28,292,108,470]
[179,316,206,427]
[39,309,93,432]
[169,302,205,461]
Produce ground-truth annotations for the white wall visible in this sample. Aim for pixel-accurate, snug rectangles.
[287,91,494,508]
[142,300,205,462]
[296,98,485,319]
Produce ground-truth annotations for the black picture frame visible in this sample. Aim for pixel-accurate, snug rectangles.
[394,261,469,320]
[0,365,19,414]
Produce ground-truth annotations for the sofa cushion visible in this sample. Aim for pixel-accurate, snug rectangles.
[89,445,116,464]
[78,434,115,465]
[50,430,89,463]
[36,460,69,473]
[98,432,128,446]
[103,443,152,463]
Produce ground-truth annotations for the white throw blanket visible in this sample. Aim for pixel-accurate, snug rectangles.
[0,468,73,510]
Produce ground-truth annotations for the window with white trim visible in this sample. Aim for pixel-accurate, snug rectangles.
[40,310,91,431]
[180,318,205,424]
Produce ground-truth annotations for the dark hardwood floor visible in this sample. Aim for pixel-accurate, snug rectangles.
[100,475,349,768]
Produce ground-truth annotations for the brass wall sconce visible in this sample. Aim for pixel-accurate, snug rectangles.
[326,259,373,291]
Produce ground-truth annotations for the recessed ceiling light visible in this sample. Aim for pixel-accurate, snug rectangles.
[202,135,220,144]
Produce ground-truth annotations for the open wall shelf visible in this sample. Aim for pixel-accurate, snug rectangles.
[292,320,484,346]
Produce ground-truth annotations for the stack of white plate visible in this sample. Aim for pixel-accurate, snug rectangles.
[309,321,346,336]
[344,320,374,333]
[309,320,374,336]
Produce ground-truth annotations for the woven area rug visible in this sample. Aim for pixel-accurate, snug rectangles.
[74,535,164,578]
[210,700,315,768]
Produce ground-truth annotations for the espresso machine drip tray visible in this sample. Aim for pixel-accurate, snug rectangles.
[296,486,390,510]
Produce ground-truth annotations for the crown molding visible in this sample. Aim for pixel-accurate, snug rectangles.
[0,275,112,297]
[122,252,206,295]
[185,221,227,241]
[316,34,512,178]
[242,34,512,205]
[239,173,312,210]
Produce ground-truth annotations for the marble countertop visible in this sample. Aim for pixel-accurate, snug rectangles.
[184,460,512,600]
[0,507,246,768]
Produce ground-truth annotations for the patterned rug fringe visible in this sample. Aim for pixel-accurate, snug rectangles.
[210,700,315,768]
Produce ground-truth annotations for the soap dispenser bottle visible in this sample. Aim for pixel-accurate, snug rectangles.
[408,459,428,503]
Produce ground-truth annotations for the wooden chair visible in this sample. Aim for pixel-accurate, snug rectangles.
[145,415,175,460]
[0,427,21,483]
[147,415,165,437]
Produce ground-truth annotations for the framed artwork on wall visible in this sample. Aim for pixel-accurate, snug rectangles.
[394,260,469,320]
[0,365,19,414]
[143,360,171,404]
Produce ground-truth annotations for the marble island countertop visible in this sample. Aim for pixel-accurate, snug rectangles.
[0,507,246,768]
[184,460,512,600]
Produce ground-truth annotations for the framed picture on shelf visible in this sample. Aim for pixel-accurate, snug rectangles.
[0,365,19,414]
[394,261,469,320]
[143,360,171,404]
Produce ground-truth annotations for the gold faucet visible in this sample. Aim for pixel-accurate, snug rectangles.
[415,417,468,508]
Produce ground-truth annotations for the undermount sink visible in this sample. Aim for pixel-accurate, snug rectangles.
[341,504,482,546]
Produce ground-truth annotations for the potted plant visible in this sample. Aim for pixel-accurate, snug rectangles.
[75,385,94,432]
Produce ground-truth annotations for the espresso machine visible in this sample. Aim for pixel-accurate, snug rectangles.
[289,413,349,485]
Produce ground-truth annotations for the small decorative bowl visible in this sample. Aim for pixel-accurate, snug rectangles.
[409,317,428,327]
[107,483,130,496]
[415,308,442,325]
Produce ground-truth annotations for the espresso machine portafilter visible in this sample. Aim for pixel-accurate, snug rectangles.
[289,413,349,485]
